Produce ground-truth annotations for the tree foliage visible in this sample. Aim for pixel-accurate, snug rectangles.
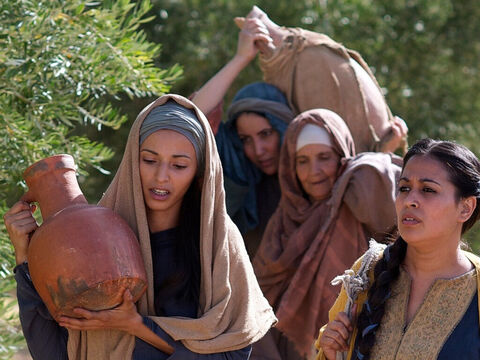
[0,0,181,357]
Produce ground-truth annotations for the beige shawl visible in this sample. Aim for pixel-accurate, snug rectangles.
[260,28,395,153]
[253,109,401,356]
[67,95,277,359]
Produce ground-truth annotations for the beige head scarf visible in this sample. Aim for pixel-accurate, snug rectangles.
[260,28,397,153]
[67,94,276,359]
[254,109,400,356]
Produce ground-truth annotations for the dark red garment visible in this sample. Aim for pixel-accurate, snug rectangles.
[253,109,401,356]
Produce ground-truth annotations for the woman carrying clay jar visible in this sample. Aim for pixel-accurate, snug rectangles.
[4,95,276,360]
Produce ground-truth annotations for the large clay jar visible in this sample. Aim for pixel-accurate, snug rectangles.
[24,154,147,321]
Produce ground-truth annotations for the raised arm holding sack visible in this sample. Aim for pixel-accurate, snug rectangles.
[235,6,408,154]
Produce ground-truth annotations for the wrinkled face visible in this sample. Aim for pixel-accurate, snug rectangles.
[236,112,281,175]
[295,144,340,202]
[395,155,470,247]
[139,129,197,221]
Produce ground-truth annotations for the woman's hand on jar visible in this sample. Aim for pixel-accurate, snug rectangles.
[58,289,142,334]
[318,309,355,360]
[3,200,38,265]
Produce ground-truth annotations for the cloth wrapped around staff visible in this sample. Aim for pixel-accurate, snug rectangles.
[330,240,386,360]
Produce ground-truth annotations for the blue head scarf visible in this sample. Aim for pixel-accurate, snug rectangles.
[215,82,294,233]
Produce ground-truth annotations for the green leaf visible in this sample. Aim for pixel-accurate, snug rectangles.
[75,3,86,15]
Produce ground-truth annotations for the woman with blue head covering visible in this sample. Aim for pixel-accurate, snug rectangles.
[192,19,294,256]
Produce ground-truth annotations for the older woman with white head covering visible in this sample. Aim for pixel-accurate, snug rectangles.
[252,109,402,359]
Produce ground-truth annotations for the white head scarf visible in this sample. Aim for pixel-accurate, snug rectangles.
[296,123,333,151]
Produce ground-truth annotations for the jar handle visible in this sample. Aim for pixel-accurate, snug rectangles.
[21,190,36,205]
[19,191,37,238]
[21,191,38,214]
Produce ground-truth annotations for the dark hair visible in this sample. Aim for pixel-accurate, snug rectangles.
[175,178,201,300]
[354,138,480,359]
[154,176,201,310]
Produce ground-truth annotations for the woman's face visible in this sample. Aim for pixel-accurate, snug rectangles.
[139,129,198,222]
[395,155,472,248]
[295,144,340,202]
[236,113,281,175]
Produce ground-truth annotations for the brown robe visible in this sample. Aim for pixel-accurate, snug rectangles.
[253,109,402,356]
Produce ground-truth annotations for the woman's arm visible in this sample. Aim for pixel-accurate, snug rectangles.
[15,263,69,360]
[191,18,272,116]
[5,201,69,359]
[60,293,252,359]
[4,200,38,265]
[58,290,174,355]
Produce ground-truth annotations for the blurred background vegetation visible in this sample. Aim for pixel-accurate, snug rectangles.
[2,0,480,357]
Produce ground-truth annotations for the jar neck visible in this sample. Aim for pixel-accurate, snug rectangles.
[23,155,87,220]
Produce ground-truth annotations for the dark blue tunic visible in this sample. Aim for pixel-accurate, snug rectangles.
[351,293,480,360]
[437,292,480,359]
[14,228,251,359]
